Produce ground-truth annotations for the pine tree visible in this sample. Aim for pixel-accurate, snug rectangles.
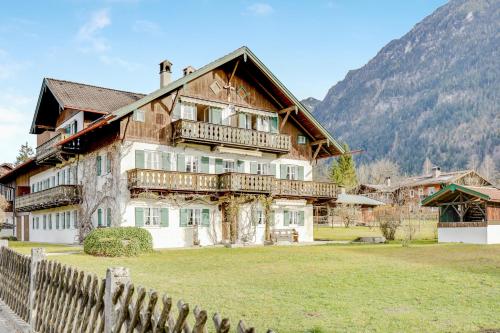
[330,143,358,189]
[15,142,34,166]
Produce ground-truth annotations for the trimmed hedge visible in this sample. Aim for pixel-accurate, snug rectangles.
[83,227,153,257]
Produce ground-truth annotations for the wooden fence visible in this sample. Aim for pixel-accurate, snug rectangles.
[0,242,272,333]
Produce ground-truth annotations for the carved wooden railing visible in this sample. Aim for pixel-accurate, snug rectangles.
[35,132,68,162]
[128,169,219,192]
[172,119,291,153]
[16,185,81,212]
[129,169,337,199]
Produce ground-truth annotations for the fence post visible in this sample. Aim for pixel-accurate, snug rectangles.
[0,239,7,248]
[104,267,130,333]
[29,248,45,330]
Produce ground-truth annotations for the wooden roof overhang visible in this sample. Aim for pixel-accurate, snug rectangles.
[107,46,345,159]
[421,184,492,207]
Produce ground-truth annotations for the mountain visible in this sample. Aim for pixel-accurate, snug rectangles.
[312,0,499,174]
[301,97,321,112]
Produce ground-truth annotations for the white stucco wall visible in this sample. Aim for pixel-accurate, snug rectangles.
[487,225,500,244]
[56,111,84,133]
[438,227,488,244]
[29,205,80,244]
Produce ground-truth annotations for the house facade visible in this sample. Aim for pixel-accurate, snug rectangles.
[2,47,344,248]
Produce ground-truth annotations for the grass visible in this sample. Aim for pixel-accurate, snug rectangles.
[10,241,500,332]
[314,221,438,241]
[9,241,82,255]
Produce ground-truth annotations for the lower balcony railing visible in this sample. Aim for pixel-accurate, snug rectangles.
[15,185,82,212]
[128,169,337,199]
[437,222,488,228]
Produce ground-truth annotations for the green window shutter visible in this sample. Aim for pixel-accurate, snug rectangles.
[161,152,171,171]
[135,208,144,227]
[210,107,222,124]
[280,165,287,179]
[61,213,65,229]
[106,153,112,173]
[66,212,71,229]
[135,150,145,169]
[298,166,304,181]
[73,211,78,229]
[238,113,246,129]
[177,155,186,172]
[250,162,257,174]
[96,156,102,176]
[215,159,223,174]
[55,213,59,229]
[270,117,278,133]
[200,156,210,173]
[298,211,305,226]
[270,164,276,177]
[160,208,169,227]
[179,209,188,227]
[106,208,112,227]
[237,160,245,173]
[201,209,210,227]
[283,210,290,226]
[97,209,102,227]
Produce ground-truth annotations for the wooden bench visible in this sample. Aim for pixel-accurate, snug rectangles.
[271,229,298,243]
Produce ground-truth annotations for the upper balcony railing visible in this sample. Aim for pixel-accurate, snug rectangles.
[15,185,81,212]
[36,132,68,164]
[172,120,291,153]
[128,169,337,199]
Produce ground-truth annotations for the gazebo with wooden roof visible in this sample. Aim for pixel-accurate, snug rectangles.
[421,184,500,244]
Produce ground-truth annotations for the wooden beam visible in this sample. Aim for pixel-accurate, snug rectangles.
[311,139,328,146]
[228,60,240,85]
[169,88,182,114]
[280,109,292,130]
[278,106,298,115]
[312,142,323,160]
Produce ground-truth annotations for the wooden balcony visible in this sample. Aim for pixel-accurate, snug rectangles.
[36,132,80,165]
[437,222,487,228]
[172,120,291,153]
[15,185,81,212]
[128,169,337,199]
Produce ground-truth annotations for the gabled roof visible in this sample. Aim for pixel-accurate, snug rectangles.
[337,193,385,206]
[0,158,37,183]
[400,170,491,188]
[30,78,145,134]
[421,184,500,206]
[107,46,345,156]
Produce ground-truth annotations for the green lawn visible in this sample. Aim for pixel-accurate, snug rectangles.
[10,241,500,332]
[314,222,438,241]
[9,241,82,255]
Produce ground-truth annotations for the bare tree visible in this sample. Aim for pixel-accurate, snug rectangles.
[357,158,400,185]
[0,195,8,234]
[374,206,402,240]
[422,157,432,175]
[479,154,497,184]
[332,204,358,228]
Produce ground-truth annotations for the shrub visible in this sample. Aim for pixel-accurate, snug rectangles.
[84,227,152,257]
[1,236,17,241]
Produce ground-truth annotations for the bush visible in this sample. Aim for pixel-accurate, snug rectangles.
[1,236,17,241]
[84,227,152,257]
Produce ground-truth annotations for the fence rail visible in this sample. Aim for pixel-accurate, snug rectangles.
[172,119,291,153]
[129,169,338,199]
[0,242,271,333]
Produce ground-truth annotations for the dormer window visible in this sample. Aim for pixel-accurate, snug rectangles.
[132,109,145,122]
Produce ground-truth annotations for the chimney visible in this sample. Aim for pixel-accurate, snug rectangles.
[432,166,441,178]
[385,176,391,187]
[183,65,196,76]
[159,60,173,88]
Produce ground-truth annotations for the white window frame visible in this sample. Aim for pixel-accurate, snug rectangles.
[256,163,268,175]
[256,210,265,225]
[144,208,160,226]
[185,155,198,173]
[182,102,197,120]
[297,135,307,145]
[289,211,299,225]
[286,165,297,180]
[223,160,235,173]
[145,150,161,170]
[186,208,202,226]
[133,109,145,122]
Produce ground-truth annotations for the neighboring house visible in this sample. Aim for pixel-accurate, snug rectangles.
[2,47,345,248]
[335,192,385,225]
[358,167,492,213]
[421,184,500,244]
[0,163,13,177]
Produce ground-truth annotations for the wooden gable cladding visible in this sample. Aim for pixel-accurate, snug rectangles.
[183,66,279,112]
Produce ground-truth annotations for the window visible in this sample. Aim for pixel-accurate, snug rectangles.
[256,116,270,132]
[66,168,71,184]
[73,211,78,229]
[223,160,235,173]
[36,217,39,229]
[32,217,35,229]
[66,211,71,229]
[43,215,47,230]
[106,208,111,227]
[238,113,252,129]
[96,156,102,176]
[145,151,161,170]
[185,156,198,173]
[256,163,269,175]
[289,211,299,225]
[145,208,160,226]
[97,209,102,227]
[106,152,112,174]
[297,135,307,145]
[132,109,145,122]
[256,210,265,225]
[286,165,297,180]
[186,209,201,226]
[61,212,66,229]
[56,213,60,229]
[48,214,52,230]
[182,102,196,120]
[155,113,164,125]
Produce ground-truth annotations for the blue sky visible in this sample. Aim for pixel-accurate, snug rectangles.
[0,0,446,163]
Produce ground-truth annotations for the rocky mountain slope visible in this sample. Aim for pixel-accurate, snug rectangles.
[311,0,499,174]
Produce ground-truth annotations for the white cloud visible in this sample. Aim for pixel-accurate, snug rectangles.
[246,3,274,16]
[99,55,143,72]
[132,20,162,35]
[77,9,112,53]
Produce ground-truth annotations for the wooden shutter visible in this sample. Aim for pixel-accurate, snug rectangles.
[280,165,287,179]
[96,156,102,176]
[210,107,222,124]
[201,209,210,227]
[270,117,278,133]
[298,211,305,226]
[179,209,188,227]
[238,113,246,129]
[237,160,245,173]
[215,159,223,174]
[106,208,112,227]
[177,155,186,172]
[135,150,145,169]
[97,209,102,227]
[135,208,144,227]
[283,210,290,226]
[298,166,304,181]
[161,152,171,171]
[200,156,210,173]
[250,162,257,174]
[160,208,169,227]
